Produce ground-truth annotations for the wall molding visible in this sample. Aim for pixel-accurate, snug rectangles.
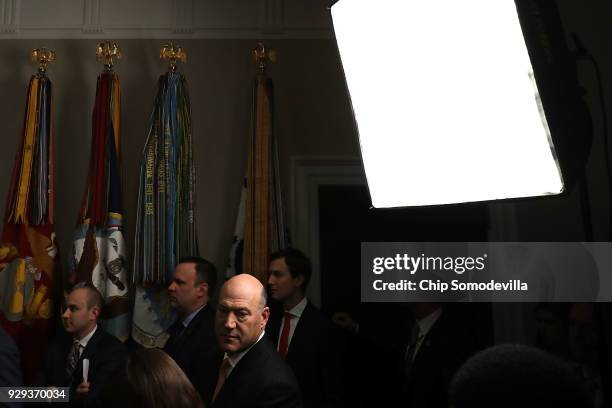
[291,157,365,308]
[2,0,333,39]
[82,0,102,33]
[0,0,18,34]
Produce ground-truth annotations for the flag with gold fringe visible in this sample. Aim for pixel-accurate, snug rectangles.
[70,66,130,341]
[0,56,60,384]
[131,55,198,347]
[226,43,288,281]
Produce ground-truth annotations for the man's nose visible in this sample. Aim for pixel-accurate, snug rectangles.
[168,282,176,291]
[224,314,237,329]
[62,309,70,318]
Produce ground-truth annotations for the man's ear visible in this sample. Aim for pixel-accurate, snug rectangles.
[261,306,270,328]
[294,274,305,289]
[197,282,209,297]
[89,306,100,321]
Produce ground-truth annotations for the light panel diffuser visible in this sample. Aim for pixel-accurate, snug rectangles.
[332,0,564,208]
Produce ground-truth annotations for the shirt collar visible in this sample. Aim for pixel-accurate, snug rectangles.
[286,296,307,318]
[416,308,442,338]
[182,304,206,328]
[225,330,266,370]
[76,325,97,349]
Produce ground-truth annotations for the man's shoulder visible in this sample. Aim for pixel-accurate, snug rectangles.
[240,338,297,382]
[300,302,342,336]
[184,307,217,347]
[90,327,127,354]
[221,338,300,406]
[302,301,327,323]
[192,305,216,329]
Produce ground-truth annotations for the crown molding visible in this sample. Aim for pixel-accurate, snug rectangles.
[0,0,333,39]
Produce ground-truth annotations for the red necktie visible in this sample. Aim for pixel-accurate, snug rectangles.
[212,357,231,402]
[278,312,293,358]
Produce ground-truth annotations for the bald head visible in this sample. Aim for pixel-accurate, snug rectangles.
[215,274,270,355]
[221,274,267,308]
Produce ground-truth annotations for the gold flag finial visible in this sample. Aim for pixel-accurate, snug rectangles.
[96,41,122,71]
[160,42,187,72]
[31,48,56,74]
[253,42,276,72]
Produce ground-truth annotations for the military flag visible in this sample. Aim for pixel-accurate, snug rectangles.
[70,45,130,341]
[0,49,60,383]
[131,44,197,347]
[226,43,288,281]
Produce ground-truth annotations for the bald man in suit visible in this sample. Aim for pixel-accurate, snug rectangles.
[210,274,302,408]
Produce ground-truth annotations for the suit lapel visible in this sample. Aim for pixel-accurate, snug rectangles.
[286,302,312,360]
[407,314,445,383]
[213,338,271,405]
[166,305,209,353]
[185,305,212,339]
[71,329,102,386]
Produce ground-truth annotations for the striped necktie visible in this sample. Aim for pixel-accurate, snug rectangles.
[66,340,81,377]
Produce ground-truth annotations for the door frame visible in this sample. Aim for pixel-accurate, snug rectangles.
[290,157,527,343]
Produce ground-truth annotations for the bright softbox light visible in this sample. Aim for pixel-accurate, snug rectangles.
[331,0,565,208]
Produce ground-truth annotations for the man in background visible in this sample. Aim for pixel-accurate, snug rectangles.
[165,256,222,405]
[42,282,126,406]
[267,249,347,407]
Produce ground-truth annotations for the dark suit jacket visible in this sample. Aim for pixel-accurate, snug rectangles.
[268,302,347,408]
[210,337,302,408]
[163,304,222,405]
[42,326,126,407]
[0,326,21,388]
[396,311,477,408]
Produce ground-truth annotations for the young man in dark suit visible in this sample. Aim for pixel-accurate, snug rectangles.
[267,249,347,408]
[211,273,302,408]
[164,256,222,405]
[42,282,126,406]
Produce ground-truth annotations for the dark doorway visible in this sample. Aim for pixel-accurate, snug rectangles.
[317,184,494,406]
[318,185,489,322]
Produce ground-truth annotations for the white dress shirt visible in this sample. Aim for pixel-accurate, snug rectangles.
[276,296,307,352]
[76,325,98,357]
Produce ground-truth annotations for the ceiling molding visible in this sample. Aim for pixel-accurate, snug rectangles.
[0,0,333,39]
[82,0,102,33]
[261,0,283,34]
[172,0,194,35]
[0,0,19,34]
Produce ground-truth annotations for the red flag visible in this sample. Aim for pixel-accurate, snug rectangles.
[0,72,61,384]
